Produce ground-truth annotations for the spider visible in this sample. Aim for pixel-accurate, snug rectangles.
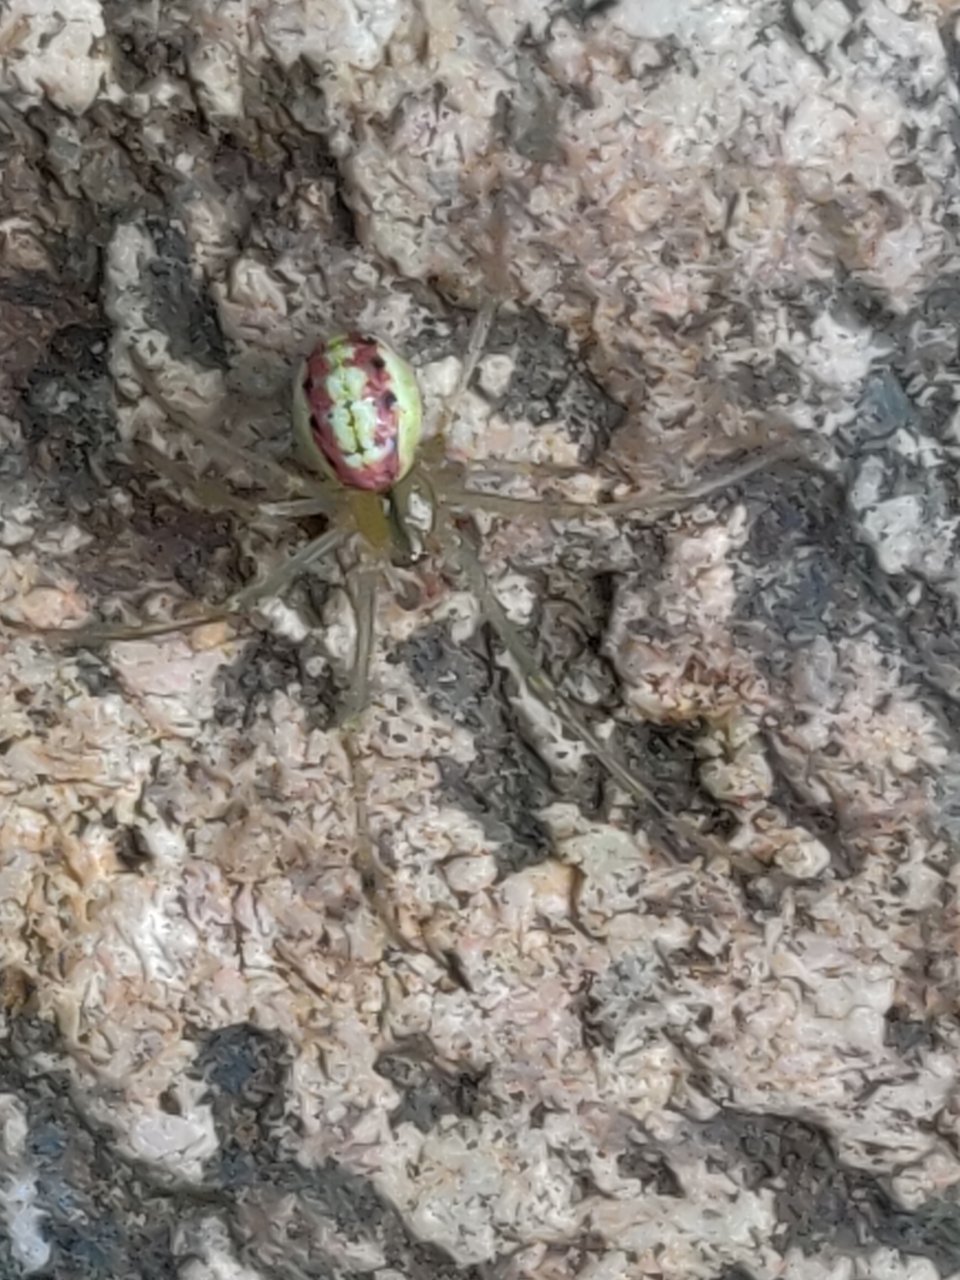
[13,300,776,870]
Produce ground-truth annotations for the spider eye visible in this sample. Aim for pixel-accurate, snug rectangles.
[292,333,423,494]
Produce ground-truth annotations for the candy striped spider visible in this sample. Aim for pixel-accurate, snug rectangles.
[15,301,773,870]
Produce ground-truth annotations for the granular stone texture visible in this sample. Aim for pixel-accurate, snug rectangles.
[2,2,960,1278]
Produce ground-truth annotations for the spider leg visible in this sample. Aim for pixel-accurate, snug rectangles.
[420,188,511,470]
[420,300,498,470]
[14,610,237,647]
[439,445,792,523]
[128,350,337,510]
[129,441,264,520]
[341,718,419,954]
[259,497,341,519]
[442,485,692,521]
[335,566,423,949]
[439,520,727,864]
[339,562,378,724]
[337,566,481,969]
[448,459,588,480]
[229,526,346,612]
[14,527,346,647]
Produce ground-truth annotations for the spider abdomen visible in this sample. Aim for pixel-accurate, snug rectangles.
[293,333,423,494]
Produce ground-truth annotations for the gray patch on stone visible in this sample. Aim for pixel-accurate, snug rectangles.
[101,3,189,93]
[70,652,125,699]
[485,309,627,463]
[0,1016,209,1280]
[575,949,666,1052]
[620,719,731,836]
[523,563,621,707]
[55,480,248,634]
[730,456,960,853]
[192,1023,493,1279]
[615,1139,684,1197]
[140,221,227,369]
[20,322,118,509]
[0,1017,498,1279]
[883,1004,941,1060]
[214,628,338,732]
[725,344,803,414]
[374,1038,488,1134]
[855,369,914,442]
[701,1109,960,1272]
[733,459,937,679]
[395,623,559,874]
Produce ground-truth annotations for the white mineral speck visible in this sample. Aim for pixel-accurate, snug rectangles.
[772,829,832,880]
[477,354,514,398]
[443,853,498,895]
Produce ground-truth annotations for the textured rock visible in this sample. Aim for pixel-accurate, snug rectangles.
[2,1,960,1278]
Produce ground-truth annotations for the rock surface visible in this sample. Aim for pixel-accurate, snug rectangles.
[2,1,960,1278]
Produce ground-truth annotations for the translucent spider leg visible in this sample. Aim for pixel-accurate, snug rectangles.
[260,497,342,520]
[229,526,346,611]
[447,300,498,424]
[341,729,379,897]
[129,440,265,521]
[128,350,338,512]
[340,719,418,955]
[419,300,498,469]
[339,561,379,725]
[19,527,346,647]
[439,444,795,523]
[336,563,425,952]
[440,520,726,864]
